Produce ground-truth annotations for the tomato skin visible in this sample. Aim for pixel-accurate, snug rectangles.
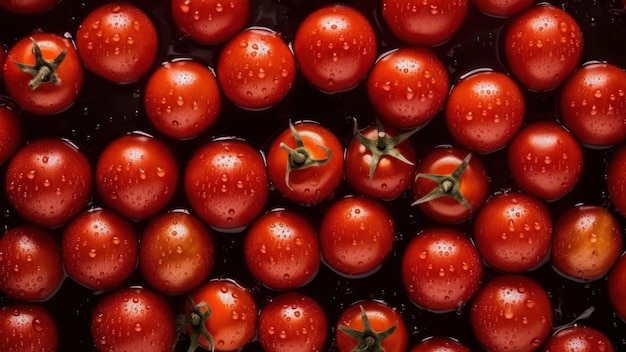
[607,252,626,321]
[0,0,58,14]
[471,0,535,18]
[171,0,249,45]
[0,302,58,352]
[542,325,615,352]
[293,4,377,93]
[76,2,158,84]
[0,104,21,165]
[144,59,221,140]
[410,336,471,352]
[367,47,449,130]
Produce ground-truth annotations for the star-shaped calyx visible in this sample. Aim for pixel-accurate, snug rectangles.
[411,152,473,210]
[338,305,397,352]
[176,298,215,352]
[12,37,67,90]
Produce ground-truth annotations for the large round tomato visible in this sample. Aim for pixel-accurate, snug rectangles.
[472,0,535,18]
[410,336,470,352]
[0,0,58,13]
[0,104,21,165]
[0,302,58,352]
[607,252,626,321]
[170,0,249,45]
[542,325,615,352]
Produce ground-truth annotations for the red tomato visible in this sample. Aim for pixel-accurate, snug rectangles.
[607,144,626,217]
[0,302,58,352]
[410,336,471,352]
[62,208,138,291]
[507,121,583,201]
[542,325,615,352]
[184,137,269,232]
[144,59,221,140]
[257,292,328,352]
[401,227,483,313]
[504,4,583,91]
[473,191,552,273]
[3,32,83,115]
[470,274,553,352]
[367,47,449,130]
[412,147,489,224]
[182,278,257,352]
[471,0,535,18]
[335,300,408,352]
[607,252,626,321]
[293,4,377,93]
[217,27,296,110]
[76,2,158,84]
[91,286,176,352]
[266,120,343,205]
[560,62,626,148]
[0,224,64,301]
[319,195,395,278]
[0,104,21,165]
[0,0,58,14]
[243,207,320,290]
[381,0,470,46]
[5,138,92,228]
[95,132,179,221]
[445,70,525,153]
[171,0,249,45]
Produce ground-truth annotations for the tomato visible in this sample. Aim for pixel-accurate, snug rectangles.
[473,191,552,273]
[402,227,483,313]
[445,70,525,153]
[471,0,535,18]
[0,224,64,301]
[5,138,92,228]
[184,137,269,232]
[410,336,470,352]
[345,119,417,200]
[91,286,176,352]
[560,62,626,148]
[470,274,553,352]
[381,0,469,47]
[335,300,408,352]
[3,32,83,115]
[171,0,249,45]
[412,146,489,224]
[0,0,58,14]
[144,59,221,140]
[257,292,328,352]
[606,144,626,217]
[266,120,343,205]
[76,2,158,84]
[181,278,257,352]
[293,4,377,93]
[367,47,449,130]
[0,104,21,165]
[607,252,626,321]
[62,207,138,292]
[0,302,58,352]
[217,27,296,110]
[319,195,395,278]
[504,4,583,92]
[542,325,615,352]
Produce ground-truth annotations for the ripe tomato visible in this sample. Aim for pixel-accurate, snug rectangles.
[335,300,408,352]
[607,144,626,217]
[445,70,525,153]
[181,278,257,352]
[367,47,449,130]
[471,0,535,18]
[0,0,58,14]
[243,207,320,290]
[542,325,615,352]
[381,0,469,46]
[319,195,395,278]
[560,62,626,148]
[184,137,269,232]
[257,292,328,352]
[473,191,552,273]
[293,4,377,93]
[401,227,483,313]
[91,286,176,352]
[0,302,58,352]
[410,336,470,352]
[504,4,583,91]
[171,0,249,45]
[412,146,489,224]
[0,224,64,301]
[3,32,83,115]
[5,138,92,228]
[0,104,21,165]
[507,121,584,201]
[144,59,221,140]
[266,120,343,205]
[217,27,296,110]
[607,252,626,321]
[62,207,138,291]
[470,274,553,352]
[76,2,158,84]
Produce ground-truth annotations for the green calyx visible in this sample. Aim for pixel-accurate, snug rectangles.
[338,305,397,352]
[176,298,214,352]
[12,37,67,90]
[411,152,473,210]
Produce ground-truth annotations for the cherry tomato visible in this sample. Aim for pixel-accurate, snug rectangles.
[144,59,221,140]
[243,207,320,290]
[445,70,525,153]
[607,252,626,321]
[266,120,343,205]
[217,27,296,110]
[410,336,470,352]
[381,0,470,46]
[257,292,328,352]
[367,47,449,130]
[607,144,626,217]
[76,2,158,84]
[471,0,535,18]
[62,208,138,291]
[504,4,583,92]
[293,4,377,93]
[0,104,21,165]
[0,0,58,14]
[5,138,92,228]
[0,302,58,352]
[542,325,615,352]
[3,32,83,115]
[171,0,249,45]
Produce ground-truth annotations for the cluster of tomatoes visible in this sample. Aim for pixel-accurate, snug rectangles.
[1,0,626,351]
